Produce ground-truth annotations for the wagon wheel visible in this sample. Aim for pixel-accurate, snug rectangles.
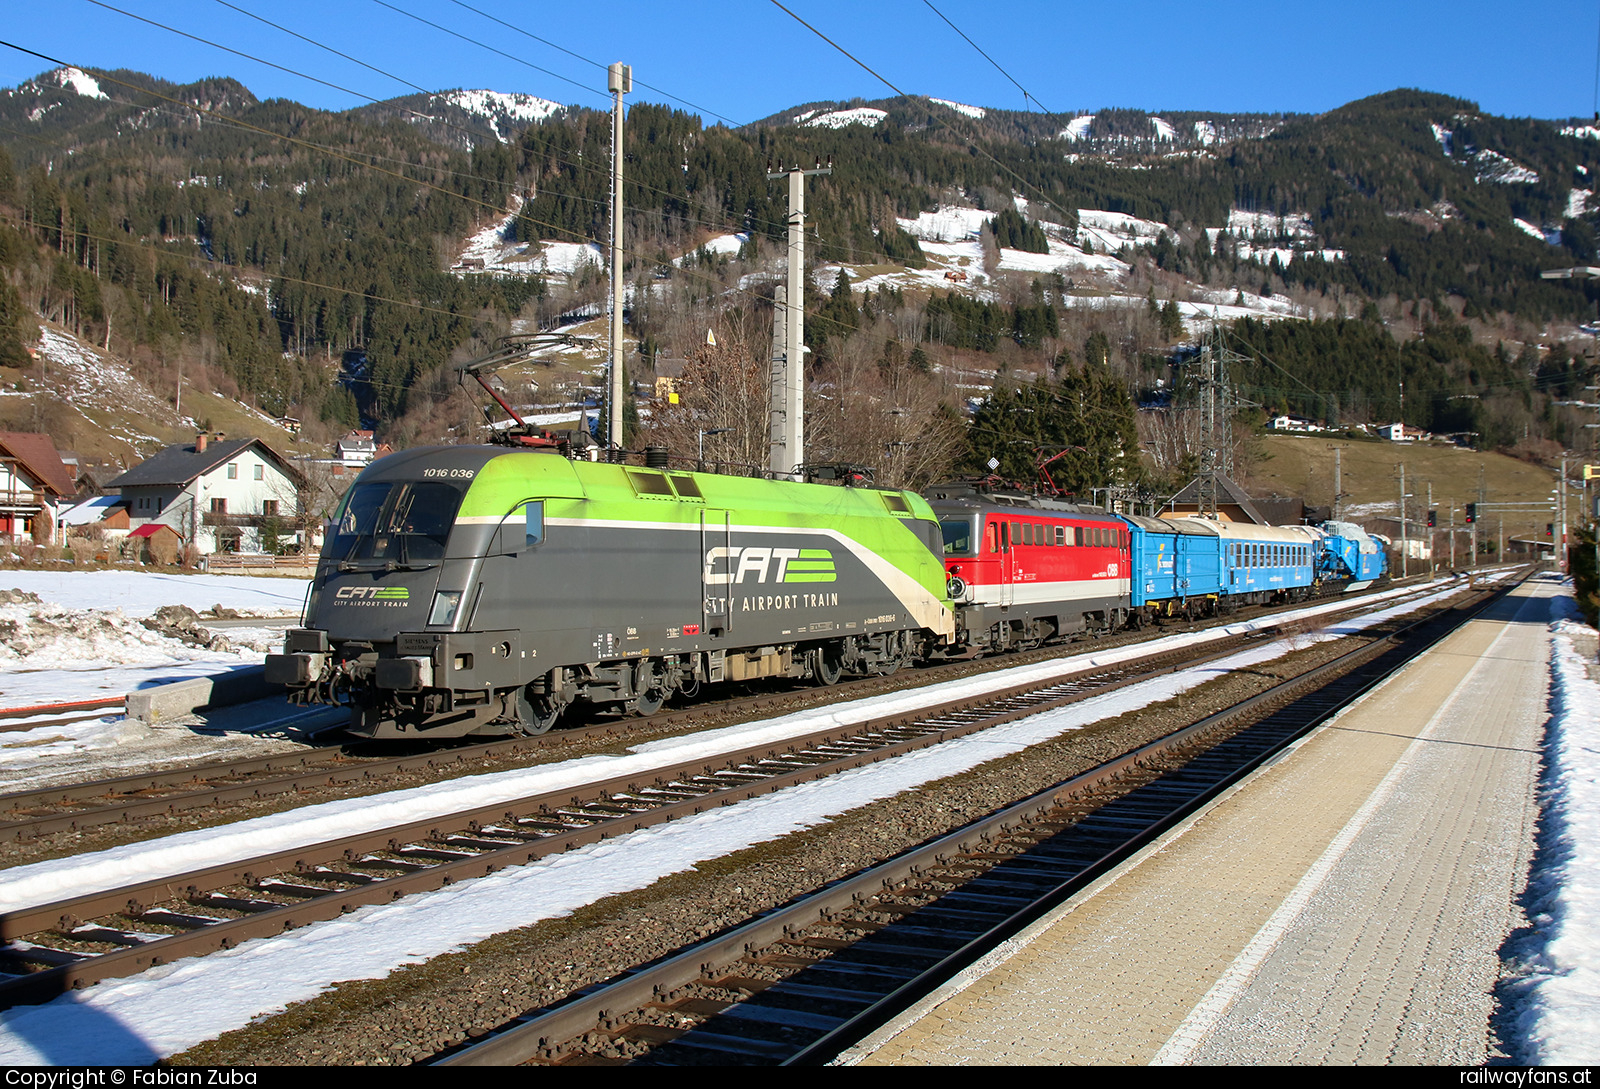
[514,685,563,735]
[631,658,668,716]
[809,645,843,686]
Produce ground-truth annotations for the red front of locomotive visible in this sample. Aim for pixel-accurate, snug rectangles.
[929,489,1132,650]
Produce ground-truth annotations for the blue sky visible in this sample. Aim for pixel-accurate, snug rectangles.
[2,0,1598,126]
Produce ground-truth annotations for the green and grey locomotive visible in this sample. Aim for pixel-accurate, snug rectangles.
[266,446,956,739]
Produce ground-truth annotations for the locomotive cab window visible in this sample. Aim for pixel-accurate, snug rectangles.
[942,518,976,556]
[328,480,464,567]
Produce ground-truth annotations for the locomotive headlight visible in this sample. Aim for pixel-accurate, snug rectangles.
[429,591,463,626]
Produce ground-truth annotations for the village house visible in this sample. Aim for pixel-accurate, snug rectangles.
[108,434,305,554]
[0,431,75,544]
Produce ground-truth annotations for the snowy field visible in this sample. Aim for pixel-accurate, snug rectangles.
[0,571,308,783]
[0,576,1546,1065]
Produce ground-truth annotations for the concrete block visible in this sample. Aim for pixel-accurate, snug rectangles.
[126,665,274,724]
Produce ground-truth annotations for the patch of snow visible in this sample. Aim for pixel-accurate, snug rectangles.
[430,89,561,143]
[33,327,181,447]
[997,237,1129,279]
[673,233,749,266]
[896,206,995,242]
[931,98,984,120]
[1151,116,1175,141]
[1431,123,1453,156]
[51,66,107,101]
[1077,208,1169,253]
[1194,120,1217,146]
[1495,589,1600,1063]
[1476,148,1539,185]
[804,107,887,129]
[1059,115,1095,141]
[1227,209,1315,240]
[532,240,604,277]
[1568,189,1592,219]
[0,571,306,726]
[1514,217,1552,242]
[1562,124,1600,140]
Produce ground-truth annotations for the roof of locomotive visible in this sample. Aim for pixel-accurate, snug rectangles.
[923,483,1125,524]
[350,446,938,521]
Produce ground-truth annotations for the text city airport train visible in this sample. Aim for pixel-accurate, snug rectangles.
[266,447,1388,739]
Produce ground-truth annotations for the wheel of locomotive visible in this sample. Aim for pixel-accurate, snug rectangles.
[631,658,668,717]
[513,685,563,736]
[809,644,843,686]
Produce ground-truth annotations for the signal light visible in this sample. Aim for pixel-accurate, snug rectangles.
[1465,503,1476,524]
[1546,523,1555,538]
[1427,509,1436,528]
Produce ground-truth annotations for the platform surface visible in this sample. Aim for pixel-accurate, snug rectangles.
[852,577,1556,1065]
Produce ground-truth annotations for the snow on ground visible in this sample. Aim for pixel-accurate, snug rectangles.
[1432,123,1454,156]
[0,571,305,756]
[1476,148,1540,185]
[1226,209,1316,240]
[931,98,984,120]
[1497,587,1600,1064]
[0,581,1471,1063]
[1177,289,1302,326]
[1151,116,1176,142]
[50,66,107,100]
[532,240,605,277]
[33,328,177,447]
[897,206,994,242]
[1514,217,1558,245]
[454,197,528,272]
[674,233,748,265]
[1060,115,1095,141]
[1078,208,1169,252]
[432,90,561,141]
[1194,121,1217,146]
[0,571,305,619]
[998,239,1129,279]
[803,107,887,129]
[1568,189,1592,219]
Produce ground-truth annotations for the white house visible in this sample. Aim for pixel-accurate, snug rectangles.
[1377,422,1409,442]
[1267,414,1326,433]
[108,435,305,554]
[334,430,378,466]
[0,431,76,543]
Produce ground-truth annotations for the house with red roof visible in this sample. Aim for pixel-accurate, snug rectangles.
[0,432,75,543]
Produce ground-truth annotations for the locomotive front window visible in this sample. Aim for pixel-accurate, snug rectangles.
[329,480,465,567]
[941,518,975,556]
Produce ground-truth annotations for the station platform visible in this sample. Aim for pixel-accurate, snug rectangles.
[849,576,1557,1066]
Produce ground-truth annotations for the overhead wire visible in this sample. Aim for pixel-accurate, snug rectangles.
[920,0,1051,116]
[0,40,863,350]
[768,0,1081,230]
[6,9,1165,365]
[110,1,819,258]
[444,0,747,128]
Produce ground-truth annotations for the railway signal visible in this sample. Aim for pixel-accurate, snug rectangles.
[1465,503,1477,524]
[1427,509,1436,528]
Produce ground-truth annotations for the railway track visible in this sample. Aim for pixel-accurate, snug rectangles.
[424,574,1517,1066]
[0,581,1441,849]
[0,595,1396,1009]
